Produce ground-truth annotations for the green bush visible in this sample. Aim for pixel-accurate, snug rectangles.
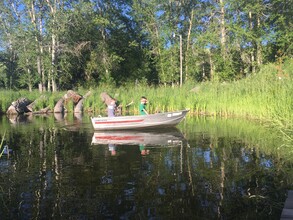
[0,60,292,129]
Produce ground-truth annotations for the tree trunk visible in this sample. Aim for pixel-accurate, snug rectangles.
[26,0,45,93]
[64,90,83,104]
[185,9,194,82]
[74,91,91,113]
[26,56,33,92]
[54,98,64,113]
[100,92,115,106]
[45,0,58,92]
[219,0,227,58]
[0,7,16,90]
[256,15,262,67]
[33,106,51,114]
[51,34,57,92]
[38,16,46,92]
[100,27,111,80]
[207,49,214,80]
[74,100,84,113]
[249,11,256,73]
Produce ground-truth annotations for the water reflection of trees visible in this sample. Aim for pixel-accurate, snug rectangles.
[0,115,291,219]
[1,114,91,219]
[182,118,289,219]
[106,139,287,219]
[128,117,291,219]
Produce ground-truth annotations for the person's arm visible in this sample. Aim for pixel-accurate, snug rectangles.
[143,108,148,114]
[125,100,134,107]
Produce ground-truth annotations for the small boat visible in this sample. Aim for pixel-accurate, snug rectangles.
[91,128,186,146]
[91,109,189,131]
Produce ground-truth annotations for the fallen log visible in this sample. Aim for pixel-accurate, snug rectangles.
[6,106,18,115]
[74,99,83,113]
[74,91,91,113]
[7,90,90,115]
[64,90,82,104]
[26,95,51,113]
[54,90,79,113]
[6,98,33,115]
[100,92,114,106]
[54,98,64,113]
[32,106,51,114]
[100,92,123,116]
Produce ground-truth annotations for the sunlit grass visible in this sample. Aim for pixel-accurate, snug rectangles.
[0,59,292,129]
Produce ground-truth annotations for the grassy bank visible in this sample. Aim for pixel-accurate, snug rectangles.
[0,59,292,127]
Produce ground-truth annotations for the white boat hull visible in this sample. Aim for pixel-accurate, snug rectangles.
[91,109,189,130]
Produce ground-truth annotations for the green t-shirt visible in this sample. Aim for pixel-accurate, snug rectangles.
[139,103,147,115]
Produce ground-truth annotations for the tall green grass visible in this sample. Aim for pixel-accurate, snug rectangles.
[0,59,292,128]
[195,60,293,125]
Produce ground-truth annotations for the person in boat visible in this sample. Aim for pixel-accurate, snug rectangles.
[107,98,116,117]
[139,96,148,115]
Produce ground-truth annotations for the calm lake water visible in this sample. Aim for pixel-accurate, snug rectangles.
[0,113,292,219]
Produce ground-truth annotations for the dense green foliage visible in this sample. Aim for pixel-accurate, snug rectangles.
[1,61,292,130]
[0,0,292,91]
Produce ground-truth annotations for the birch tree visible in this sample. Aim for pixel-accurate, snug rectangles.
[26,0,46,92]
[0,0,19,89]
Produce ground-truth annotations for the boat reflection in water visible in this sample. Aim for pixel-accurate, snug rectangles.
[91,128,187,155]
[91,128,186,146]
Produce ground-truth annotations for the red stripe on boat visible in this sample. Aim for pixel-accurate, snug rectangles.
[95,136,144,141]
[95,119,144,124]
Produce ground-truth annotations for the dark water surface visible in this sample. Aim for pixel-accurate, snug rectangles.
[0,113,292,219]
